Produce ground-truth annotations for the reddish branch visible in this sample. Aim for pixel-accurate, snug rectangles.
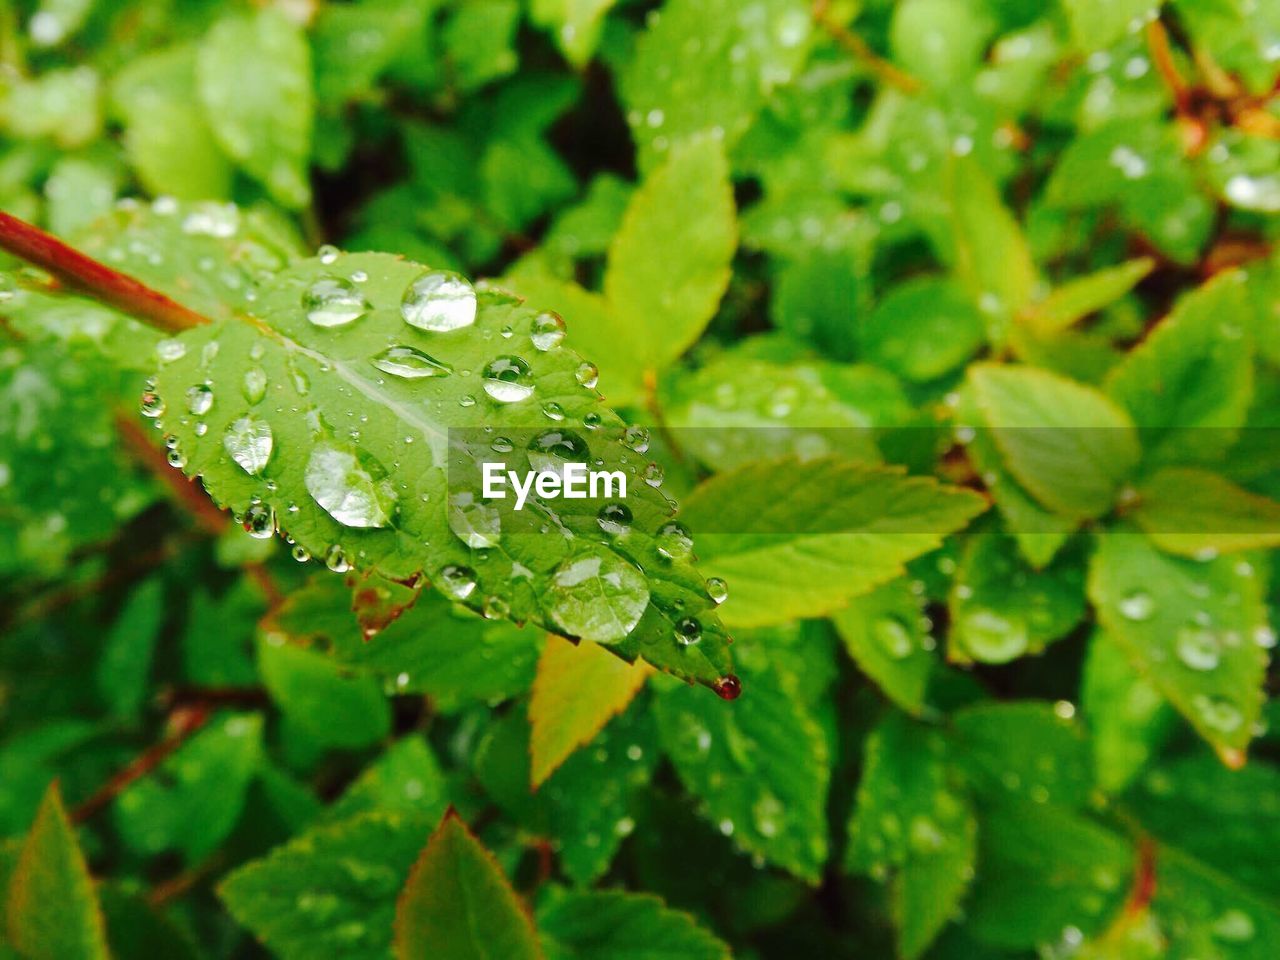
[0,212,210,333]
[71,705,211,823]
[812,0,920,94]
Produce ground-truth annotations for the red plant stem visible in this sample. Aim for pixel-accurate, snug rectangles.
[0,211,210,333]
[71,705,211,823]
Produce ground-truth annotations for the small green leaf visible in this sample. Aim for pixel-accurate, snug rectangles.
[1063,0,1162,52]
[259,637,392,750]
[5,783,108,960]
[1081,630,1173,794]
[1132,467,1280,557]
[113,713,263,862]
[681,457,986,627]
[197,8,313,208]
[1025,258,1154,334]
[95,577,164,722]
[321,736,450,827]
[529,0,617,68]
[970,363,1139,520]
[1106,273,1254,467]
[1089,531,1268,762]
[394,812,541,960]
[831,578,934,715]
[537,888,730,960]
[220,812,431,960]
[654,655,829,882]
[601,138,736,400]
[860,277,986,382]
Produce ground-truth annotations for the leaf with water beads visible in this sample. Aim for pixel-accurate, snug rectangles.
[149,250,734,688]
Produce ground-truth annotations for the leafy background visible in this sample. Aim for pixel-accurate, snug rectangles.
[1,0,1279,958]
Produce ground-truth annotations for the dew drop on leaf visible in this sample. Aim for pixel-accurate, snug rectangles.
[575,361,599,388]
[959,609,1028,663]
[439,564,478,600]
[530,311,566,350]
[481,355,533,403]
[303,276,370,328]
[1193,693,1243,734]
[186,383,213,416]
[542,401,565,421]
[140,391,165,418]
[370,345,452,379]
[873,616,914,660]
[655,521,693,561]
[1176,626,1221,671]
[623,425,650,453]
[243,500,275,539]
[242,366,267,404]
[448,492,501,548]
[304,444,397,528]
[223,415,273,475]
[324,544,350,573]
[713,674,742,700]
[706,577,729,605]
[1118,589,1155,621]
[546,548,649,643]
[597,502,632,536]
[400,270,476,332]
[675,616,702,645]
[528,429,590,472]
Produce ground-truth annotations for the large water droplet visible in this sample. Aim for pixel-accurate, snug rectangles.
[324,544,350,573]
[1193,693,1243,733]
[1118,590,1155,621]
[597,502,632,536]
[675,617,702,645]
[528,429,590,473]
[242,366,267,404]
[305,444,397,528]
[546,548,649,643]
[370,345,452,379]
[448,492,501,548]
[874,617,915,660]
[482,355,533,403]
[243,500,275,539]
[959,609,1028,663]
[714,674,742,700]
[186,383,213,416]
[531,311,566,350]
[575,361,599,388]
[401,270,476,332]
[623,426,650,453]
[223,415,273,475]
[656,521,693,561]
[1176,626,1221,671]
[304,276,369,328]
[140,391,165,418]
[440,564,478,600]
[706,577,729,604]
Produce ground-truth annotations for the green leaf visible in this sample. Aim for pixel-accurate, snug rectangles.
[1024,258,1155,334]
[393,812,541,960]
[220,812,431,960]
[114,713,263,862]
[600,138,736,400]
[149,251,733,688]
[890,0,993,88]
[969,363,1139,520]
[1132,468,1280,557]
[1105,273,1254,468]
[321,736,450,826]
[680,457,986,627]
[4,783,109,960]
[860,277,986,382]
[964,799,1131,950]
[312,0,434,103]
[951,702,1094,809]
[831,578,934,715]
[1063,0,1162,52]
[99,885,200,960]
[529,634,651,788]
[948,534,1086,664]
[654,655,829,882]
[442,0,521,92]
[619,0,812,170]
[1153,845,1280,960]
[1089,531,1268,762]
[537,888,730,960]
[258,637,392,750]
[196,8,313,208]
[529,0,617,68]
[110,44,233,200]
[95,577,164,722]
[846,714,976,960]
[1081,630,1173,794]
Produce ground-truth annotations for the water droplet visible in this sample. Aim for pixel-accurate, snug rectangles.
[874,617,915,660]
[317,244,340,264]
[531,311,566,350]
[707,577,729,604]
[140,391,165,418]
[440,564,478,600]
[597,502,632,535]
[1176,626,1221,671]
[643,462,665,487]
[546,549,649,643]
[324,544,350,573]
[292,544,311,562]
[1193,694,1243,734]
[676,617,702,645]
[623,426,650,453]
[491,436,514,453]
[370,345,452,379]
[656,521,693,561]
[1213,908,1256,942]
[482,355,533,403]
[528,429,590,472]
[575,361,599,389]
[542,401,565,421]
[483,595,510,619]
[242,366,267,404]
[157,338,186,363]
[186,383,213,416]
[244,500,275,539]
[304,276,369,328]
[401,270,476,332]
[583,412,601,429]
[959,609,1028,663]
[714,674,742,700]
[1119,590,1155,621]
[305,444,397,528]
[223,415,273,475]
[448,492,501,548]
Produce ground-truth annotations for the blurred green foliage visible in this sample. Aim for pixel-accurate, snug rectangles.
[1,1,1279,958]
